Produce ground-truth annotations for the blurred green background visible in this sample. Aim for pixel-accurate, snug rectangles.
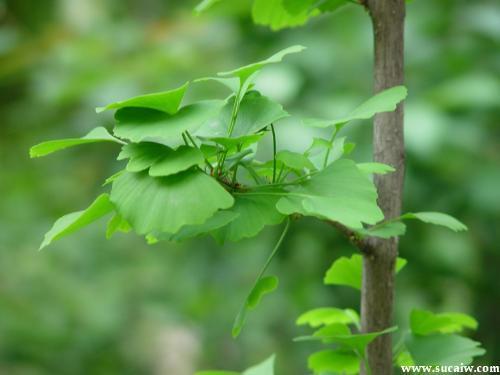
[1,0,499,373]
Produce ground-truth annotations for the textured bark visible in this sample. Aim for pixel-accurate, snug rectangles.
[361,1,405,374]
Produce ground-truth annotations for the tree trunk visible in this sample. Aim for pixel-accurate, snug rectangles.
[361,1,405,374]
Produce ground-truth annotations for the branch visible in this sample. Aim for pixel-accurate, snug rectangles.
[328,221,377,256]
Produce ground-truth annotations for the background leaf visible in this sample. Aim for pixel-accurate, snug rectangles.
[296,307,359,328]
[308,350,359,374]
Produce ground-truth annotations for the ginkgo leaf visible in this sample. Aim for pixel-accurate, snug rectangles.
[406,334,485,366]
[114,100,225,145]
[195,76,240,93]
[308,350,359,375]
[96,82,188,114]
[233,276,279,338]
[356,221,407,239]
[357,162,395,175]
[276,150,315,171]
[117,142,171,172]
[40,194,114,250]
[296,307,360,328]
[299,325,398,353]
[218,45,305,84]
[242,354,276,375]
[159,211,239,242]
[410,309,478,336]
[30,127,124,158]
[106,213,131,239]
[324,254,407,290]
[149,146,205,177]
[303,86,407,129]
[196,372,239,375]
[401,212,467,232]
[282,0,316,15]
[252,0,319,31]
[204,134,265,153]
[196,91,289,138]
[212,189,285,243]
[110,170,234,235]
[276,159,383,229]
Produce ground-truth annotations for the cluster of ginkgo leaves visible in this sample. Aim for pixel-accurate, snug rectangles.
[31,45,467,342]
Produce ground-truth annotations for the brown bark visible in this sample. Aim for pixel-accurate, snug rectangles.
[361,1,406,374]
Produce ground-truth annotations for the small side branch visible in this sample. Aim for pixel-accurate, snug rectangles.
[328,221,377,256]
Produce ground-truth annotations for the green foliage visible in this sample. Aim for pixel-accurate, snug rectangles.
[296,307,360,328]
[196,0,350,30]
[410,309,478,335]
[30,127,124,158]
[197,354,275,375]
[40,194,114,250]
[323,254,407,290]
[401,212,468,232]
[308,350,359,374]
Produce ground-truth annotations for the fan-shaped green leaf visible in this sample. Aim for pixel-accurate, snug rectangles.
[233,276,279,338]
[218,45,305,83]
[276,150,315,171]
[150,146,205,177]
[114,100,225,145]
[401,212,467,232]
[406,334,485,366]
[303,86,407,129]
[308,350,359,375]
[30,127,123,158]
[296,307,360,328]
[118,142,170,172]
[324,254,407,290]
[196,91,289,138]
[276,159,383,229]
[213,189,286,243]
[410,309,478,336]
[110,170,234,235]
[96,82,188,114]
[40,194,114,250]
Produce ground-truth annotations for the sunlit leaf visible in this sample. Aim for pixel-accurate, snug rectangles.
[196,372,239,375]
[30,127,123,158]
[308,350,359,374]
[401,212,467,232]
[356,221,407,239]
[117,142,171,172]
[194,0,222,13]
[110,170,234,235]
[296,307,359,328]
[106,213,131,239]
[410,309,478,336]
[212,189,285,243]
[276,159,383,229]
[96,82,188,114]
[40,194,114,250]
[114,100,225,145]
[324,254,407,290]
[195,76,240,93]
[406,334,485,366]
[303,86,407,129]
[233,276,279,338]
[218,45,305,83]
